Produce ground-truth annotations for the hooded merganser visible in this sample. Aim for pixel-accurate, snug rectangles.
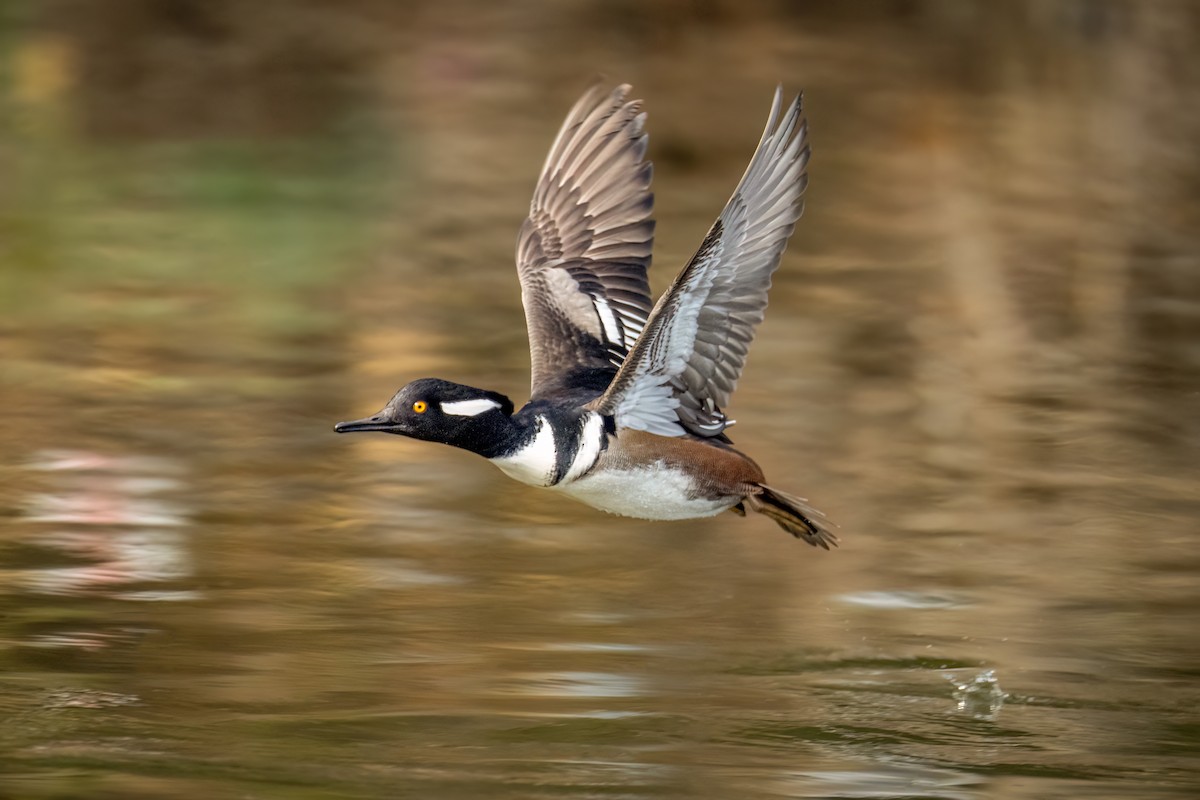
[336,84,836,548]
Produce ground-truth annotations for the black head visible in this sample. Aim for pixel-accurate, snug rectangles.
[334,378,516,456]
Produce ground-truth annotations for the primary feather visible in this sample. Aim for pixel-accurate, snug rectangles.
[592,88,810,437]
[516,83,657,399]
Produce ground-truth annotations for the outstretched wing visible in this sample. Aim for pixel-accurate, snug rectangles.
[517,83,656,399]
[591,88,809,437]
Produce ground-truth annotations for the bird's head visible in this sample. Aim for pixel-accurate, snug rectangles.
[335,378,515,455]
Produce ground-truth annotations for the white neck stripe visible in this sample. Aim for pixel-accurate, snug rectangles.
[491,414,558,487]
[562,411,606,484]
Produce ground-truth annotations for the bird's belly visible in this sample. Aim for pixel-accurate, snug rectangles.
[554,464,737,521]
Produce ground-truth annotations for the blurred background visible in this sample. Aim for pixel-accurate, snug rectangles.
[1,1,1198,798]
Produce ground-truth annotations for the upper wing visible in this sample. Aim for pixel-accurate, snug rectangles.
[516,83,656,399]
[591,88,809,437]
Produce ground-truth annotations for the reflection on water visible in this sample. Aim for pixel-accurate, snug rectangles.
[763,765,983,800]
[2,2,1199,798]
[494,671,646,699]
[835,590,972,610]
[13,449,194,601]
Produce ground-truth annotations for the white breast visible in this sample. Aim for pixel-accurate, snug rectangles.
[555,462,735,521]
[491,415,557,487]
[489,413,736,521]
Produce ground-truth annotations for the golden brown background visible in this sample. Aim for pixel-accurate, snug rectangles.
[1,2,1198,798]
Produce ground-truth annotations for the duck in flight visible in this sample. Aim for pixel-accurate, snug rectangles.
[336,84,836,548]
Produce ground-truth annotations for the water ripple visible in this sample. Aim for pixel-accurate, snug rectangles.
[835,590,973,610]
[493,671,646,699]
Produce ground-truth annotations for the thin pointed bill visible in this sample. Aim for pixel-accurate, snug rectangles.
[334,413,401,434]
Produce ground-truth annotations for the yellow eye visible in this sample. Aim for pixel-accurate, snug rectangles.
[412,401,428,414]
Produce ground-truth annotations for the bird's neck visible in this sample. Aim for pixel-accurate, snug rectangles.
[444,409,530,460]
[488,406,608,488]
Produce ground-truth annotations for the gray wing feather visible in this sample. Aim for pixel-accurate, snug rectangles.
[517,83,656,398]
[592,88,809,436]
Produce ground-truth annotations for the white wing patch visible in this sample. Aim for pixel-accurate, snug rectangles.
[593,297,623,346]
[621,317,645,352]
[441,398,502,417]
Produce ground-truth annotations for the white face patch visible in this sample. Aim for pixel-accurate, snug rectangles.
[440,398,501,417]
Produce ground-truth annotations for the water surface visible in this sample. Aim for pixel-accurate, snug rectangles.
[2,5,1198,798]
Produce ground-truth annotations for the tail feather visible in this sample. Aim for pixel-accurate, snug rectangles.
[746,485,838,549]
